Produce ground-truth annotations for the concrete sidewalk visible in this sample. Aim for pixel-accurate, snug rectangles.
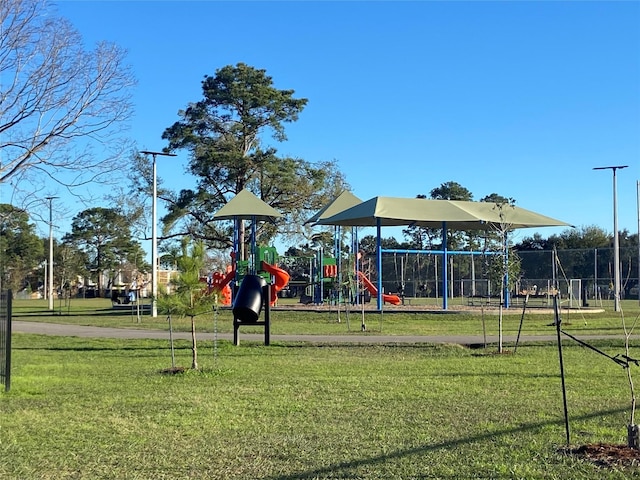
[12,321,633,346]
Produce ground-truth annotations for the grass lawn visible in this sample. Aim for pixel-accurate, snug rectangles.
[2,299,640,478]
[10,297,640,338]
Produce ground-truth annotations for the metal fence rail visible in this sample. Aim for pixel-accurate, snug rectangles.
[0,290,12,392]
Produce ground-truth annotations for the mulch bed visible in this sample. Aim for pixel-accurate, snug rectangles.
[561,443,640,468]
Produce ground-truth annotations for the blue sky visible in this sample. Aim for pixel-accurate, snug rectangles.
[30,0,640,247]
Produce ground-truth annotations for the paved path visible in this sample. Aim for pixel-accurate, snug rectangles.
[12,321,635,346]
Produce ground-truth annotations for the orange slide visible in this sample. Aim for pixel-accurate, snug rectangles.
[357,271,401,305]
[261,261,291,305]
[208,265,235,305]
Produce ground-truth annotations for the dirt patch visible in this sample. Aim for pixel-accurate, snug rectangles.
[561,443,640,468]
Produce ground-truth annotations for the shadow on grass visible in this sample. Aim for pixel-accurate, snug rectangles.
[12,344,193,352]
[430,371,562,380]
[265,407,628,480]
[271,342,468,350]
[13,308,147,318]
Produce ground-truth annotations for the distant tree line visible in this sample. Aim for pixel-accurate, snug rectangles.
[2,182,638,299]
[0,204,148,297]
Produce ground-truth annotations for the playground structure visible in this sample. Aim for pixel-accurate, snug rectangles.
[205,247,290,307]
[153,189,582,343]
[272,225,432,308]
[279,249,382,307]
[275,247,611,311]
[229,249,290,346]
[312,195,571,310]
[196,240,624,315]
[235,245,290,306]
[226,247,290,346]
[313,254,338,304]
[193,190,561,313]
[277,246,404,307]
[206,188,293,345]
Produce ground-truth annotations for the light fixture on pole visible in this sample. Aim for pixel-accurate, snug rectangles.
[593,165,628,312]
[45,196,58,311]
[141,150,177,318]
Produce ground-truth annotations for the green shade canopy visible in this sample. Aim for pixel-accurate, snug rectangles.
[213,189,283,222]
[304,190,363,225]
[447,200,573,230]
[316,196,572,230]
[317,195,572,312]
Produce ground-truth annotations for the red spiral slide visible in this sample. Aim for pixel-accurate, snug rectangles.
[261,261,291,305]
[357,271,401,305]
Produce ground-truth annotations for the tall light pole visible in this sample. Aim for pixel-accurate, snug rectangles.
[45,196,58,311]
[141,151,176,317]
[594,165,628,312]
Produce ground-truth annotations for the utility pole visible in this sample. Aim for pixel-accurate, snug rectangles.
[45,196,59,311]
[140,151,176,318]
[593,165,628,312]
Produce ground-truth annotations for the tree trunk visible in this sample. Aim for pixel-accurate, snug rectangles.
[239,219,246,261]
[97,268,103,298]
[190,316,198,370]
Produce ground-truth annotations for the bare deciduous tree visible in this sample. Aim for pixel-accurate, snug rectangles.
[0,0,135,204]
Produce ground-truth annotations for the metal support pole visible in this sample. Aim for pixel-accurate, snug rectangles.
[554,293,571,446]
[594,248,598,301]
[442,222,448,310]
[503,232,510,309]
[376,219,383,311]
[264,283,271,346]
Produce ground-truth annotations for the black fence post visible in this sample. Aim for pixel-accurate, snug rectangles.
[264,283,271,346]
[1,290,12,392]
